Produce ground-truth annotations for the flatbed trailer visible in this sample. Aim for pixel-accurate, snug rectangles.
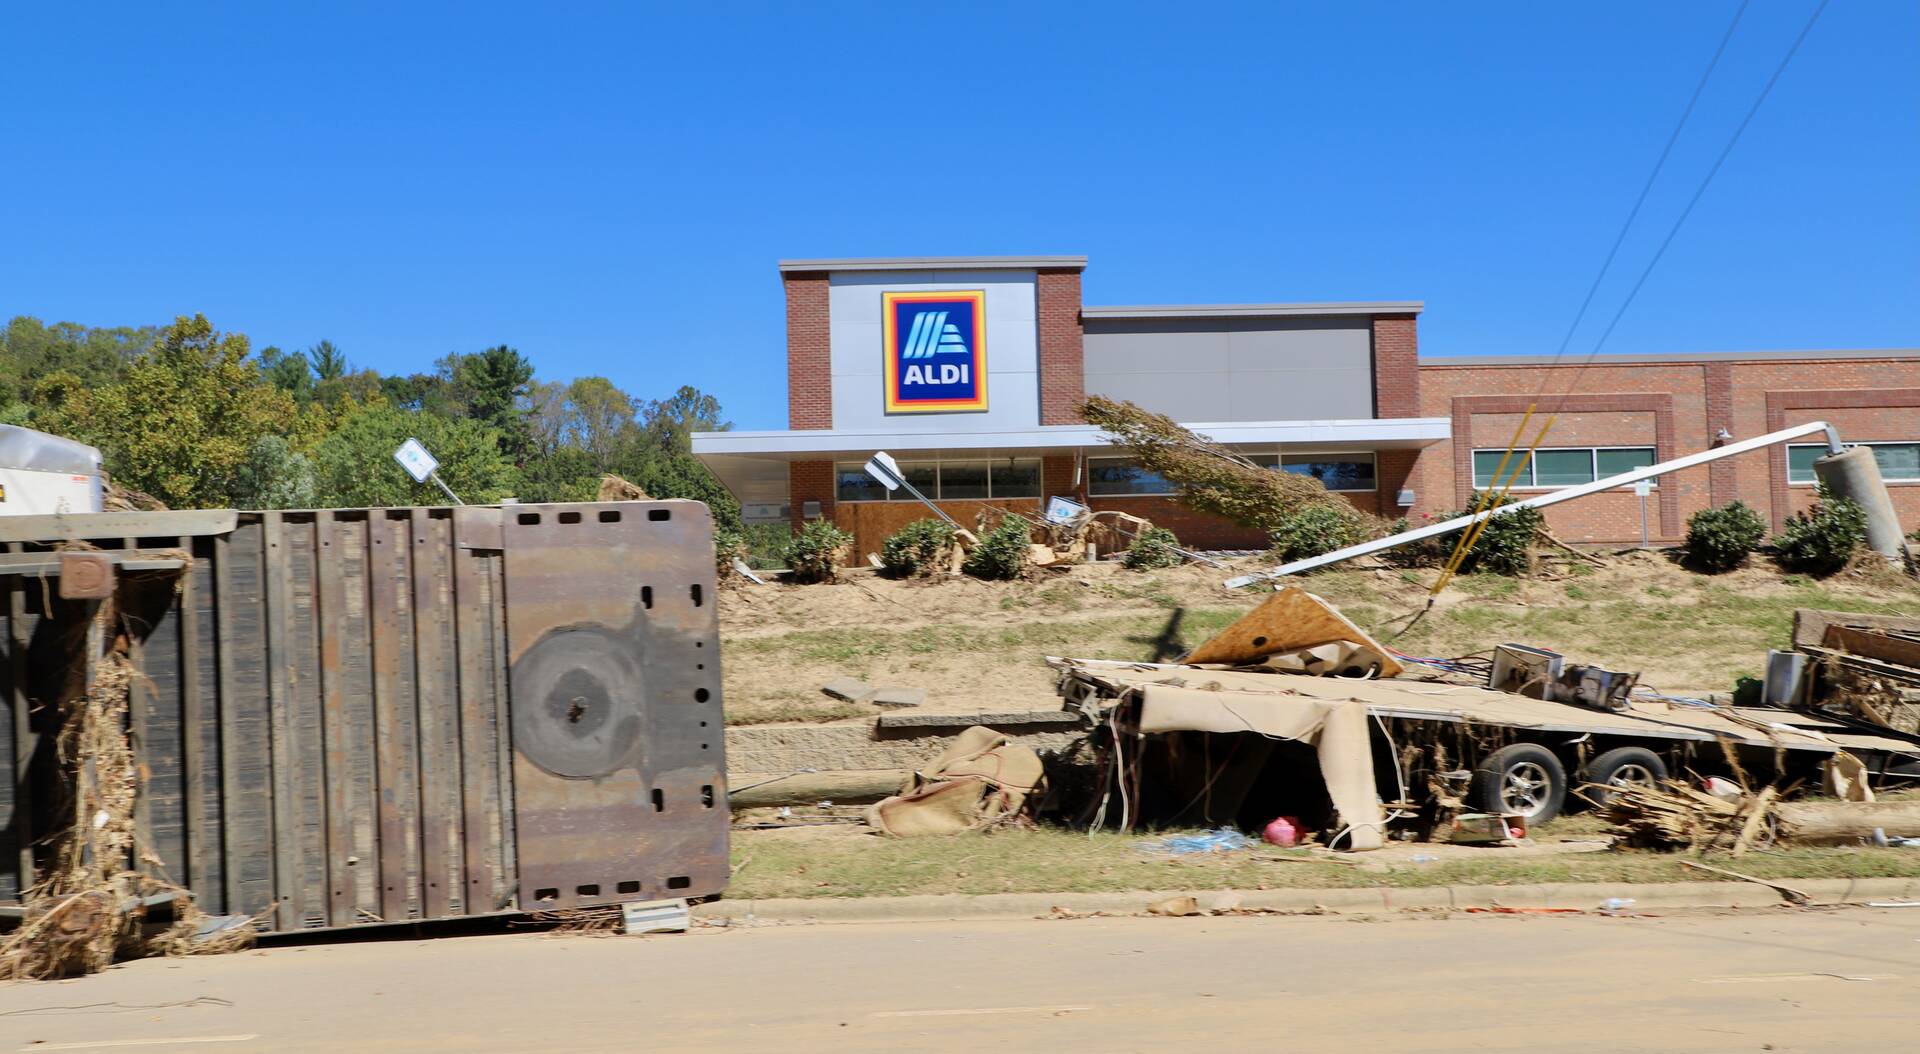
[1051,657,1920,830]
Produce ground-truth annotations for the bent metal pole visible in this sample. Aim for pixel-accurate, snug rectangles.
[1225,420,1846,590]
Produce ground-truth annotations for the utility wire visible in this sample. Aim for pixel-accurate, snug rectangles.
[1545,0,1830,414]
[1533,0,1752,394]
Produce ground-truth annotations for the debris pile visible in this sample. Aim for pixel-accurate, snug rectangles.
[867,726,1046,836]
[0,594,251,980]
[1080,395,1363,534]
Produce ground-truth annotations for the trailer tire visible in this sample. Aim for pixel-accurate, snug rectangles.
[1471,744,1568,825]
[1580,747,1668,806]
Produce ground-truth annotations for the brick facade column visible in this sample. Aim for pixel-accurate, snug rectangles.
[785,271,831,429]
[1042,454,1085,503]
[1371,314,1421,418]
[789,460,834,531]
[1704,362,1735,507]
[1036,269,1086,425]
[1372,314,1423,516]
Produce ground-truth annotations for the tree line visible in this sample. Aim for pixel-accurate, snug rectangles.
[0,313,745,535]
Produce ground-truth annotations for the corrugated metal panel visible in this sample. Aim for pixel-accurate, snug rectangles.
[0,502,728,934]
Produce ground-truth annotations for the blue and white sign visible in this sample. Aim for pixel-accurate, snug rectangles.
[882,289,987,414]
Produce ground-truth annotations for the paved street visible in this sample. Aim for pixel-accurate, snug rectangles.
[2,907,1916,1053]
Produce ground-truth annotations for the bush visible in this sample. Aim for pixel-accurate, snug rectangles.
[713,526,745,573]
[1683,501,1766,572]
[1774,484,1865,576]
[1122,526,1184,570]
[1266,504,1369,564]
[1383,498,1544,576]
[782,519,851,584]
[880,518,959,577]
[962,514,1033,581]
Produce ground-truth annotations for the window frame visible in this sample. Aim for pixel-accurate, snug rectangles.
[1086,456,1180,498]
[1471,445,1659,491]
[831,457,1046,503]
[1785,441,1920,485]
[1274,451,1378,493]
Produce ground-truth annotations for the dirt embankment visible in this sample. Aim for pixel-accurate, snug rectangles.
[719,551,1920,726]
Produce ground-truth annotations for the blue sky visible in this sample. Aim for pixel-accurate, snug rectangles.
[2,2,1913,429]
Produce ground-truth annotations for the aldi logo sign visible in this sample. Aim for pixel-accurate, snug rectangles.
[883,290,987,414]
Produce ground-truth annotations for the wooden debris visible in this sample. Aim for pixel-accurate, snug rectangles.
[1606,780,1920,851]
[1680,860,1810,906]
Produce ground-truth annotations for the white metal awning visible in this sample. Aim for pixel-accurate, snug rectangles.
[691,417,1449,506]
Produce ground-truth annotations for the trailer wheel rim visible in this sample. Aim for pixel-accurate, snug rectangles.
[1608,763,1657,789]
[1500,762,1552,815]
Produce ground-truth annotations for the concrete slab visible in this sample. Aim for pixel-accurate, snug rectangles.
[869,686,926,709]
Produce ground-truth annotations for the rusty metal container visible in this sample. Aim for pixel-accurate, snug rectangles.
[0,502,728,933]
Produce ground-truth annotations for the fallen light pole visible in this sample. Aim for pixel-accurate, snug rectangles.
[1226,420,1886,589]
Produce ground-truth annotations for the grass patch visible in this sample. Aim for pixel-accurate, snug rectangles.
[727,825,1920,899]
[731,608,1250,669]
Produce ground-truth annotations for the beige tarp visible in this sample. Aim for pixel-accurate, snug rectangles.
[867,726,1046,837]
[1135,683,1386,851]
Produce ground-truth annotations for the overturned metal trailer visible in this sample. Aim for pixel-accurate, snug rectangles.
[0,501,728,934]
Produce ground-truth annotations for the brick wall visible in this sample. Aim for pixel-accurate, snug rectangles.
[1042,455,1084,503]
[1371,314,1421,419]
[785,271,831,429]
[1037,269,1086,425]
[788,460,834,532]
[1416,356,1920,543]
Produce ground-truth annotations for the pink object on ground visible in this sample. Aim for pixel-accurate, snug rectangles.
[1262,816,1302,847]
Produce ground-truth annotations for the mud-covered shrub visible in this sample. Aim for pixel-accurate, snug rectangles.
[1774,484,1865,576]
[963,514,1033,581]
[1383,498,1543,576]
[1683,501,1766,572]
[880,518,959,577]
[714,527,745,574]
[1266,504,1369,565]
[783,519,851,584]
[1122,526,1184,570]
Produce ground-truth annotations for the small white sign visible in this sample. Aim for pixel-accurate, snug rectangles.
[1632,479,1653,498]
[1044,495,1090,526]
[863,451,904,491]
[393,437,439,483]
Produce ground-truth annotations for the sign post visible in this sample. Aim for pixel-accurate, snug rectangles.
[1633,478,1652,548]
[394,437,464,506]
[863,451,958,527]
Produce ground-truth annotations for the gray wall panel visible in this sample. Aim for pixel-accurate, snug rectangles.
[1085,316,1375,422]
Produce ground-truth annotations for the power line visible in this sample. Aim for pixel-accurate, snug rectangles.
[1545,0,1831,414]
[1533,0,1751,390]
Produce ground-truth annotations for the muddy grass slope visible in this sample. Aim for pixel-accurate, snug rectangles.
[720,551,1920,725]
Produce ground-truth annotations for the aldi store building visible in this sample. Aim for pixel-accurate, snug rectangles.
[691,255,1920,556]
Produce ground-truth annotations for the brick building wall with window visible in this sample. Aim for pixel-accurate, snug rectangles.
[693,255,1918,555]
[1416,353,1920,544]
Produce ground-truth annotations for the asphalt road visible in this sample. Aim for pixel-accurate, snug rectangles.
[3,907,1917,1053]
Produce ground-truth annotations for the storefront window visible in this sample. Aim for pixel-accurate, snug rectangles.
[832,458,1046,501]
[1088,458,1176,496]
[990,459,1041,497]
[835,463,889,503]
[940,460,990,499]
[1281,454,1376,492]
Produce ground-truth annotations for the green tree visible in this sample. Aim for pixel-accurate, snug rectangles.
[1,316,159,411]
[33,314,301,508]
[257,346,316,403]
[528,376,639,462]
[515,446,603,503]
[233,435,318,509]
[311,402,518,507]
[309,339,348,382]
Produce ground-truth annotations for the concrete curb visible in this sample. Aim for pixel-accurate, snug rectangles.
[694,877,1920,926]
